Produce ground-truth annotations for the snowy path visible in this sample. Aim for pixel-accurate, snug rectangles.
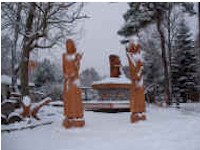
[2,105,200,150]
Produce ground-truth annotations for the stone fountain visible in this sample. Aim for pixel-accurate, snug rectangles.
[84,54,131,112]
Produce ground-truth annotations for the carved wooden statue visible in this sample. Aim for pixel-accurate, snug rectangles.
[62,39,85,128]
[126,37,146,123]
[109,55,121,78]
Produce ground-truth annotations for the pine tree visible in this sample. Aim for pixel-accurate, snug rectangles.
[142,34,165,102]
[118,2,195,105]
[171,19,198,102]
[143,40,164,89]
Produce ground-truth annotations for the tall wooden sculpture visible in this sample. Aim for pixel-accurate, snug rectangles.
[62,39,85,128]
[126,36,146,123]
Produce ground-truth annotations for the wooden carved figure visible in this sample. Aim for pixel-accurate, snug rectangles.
[109,55,121,78]
[126,36,146,123]
[62,39,85,128]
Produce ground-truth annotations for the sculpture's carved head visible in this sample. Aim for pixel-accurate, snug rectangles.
[109,54,121,78]
[66,39,76,54]
[128,43,141,53]
[128,36,141,53]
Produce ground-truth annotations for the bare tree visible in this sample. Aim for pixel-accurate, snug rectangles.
[2,2,88,96]
[80,68,101,87]
[1,35,12,75]
[163,4,184,104]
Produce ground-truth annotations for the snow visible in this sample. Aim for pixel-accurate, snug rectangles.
[14,64,19,70]
[66,54,76,61]
[22,96,31,107]
[84,100,130,104]
[1,75,12,85]
[31,97,52,109]
[2,104,200,150]
[2,114,7,119]
[8,112,22,120]
[1,75,35,86]
[127,52,136,66]
[73,79,81,87]
[42,97,52,102]
[137,66,143,77]
[129,35,139,45]
[92,76,131,85]
[136,76,144,88]
[132,52,143,63]
[49,101,63,106]
[179,103,200,113]
[1,99,17,105]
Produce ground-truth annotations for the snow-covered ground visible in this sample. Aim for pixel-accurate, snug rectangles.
[2,104,200,150]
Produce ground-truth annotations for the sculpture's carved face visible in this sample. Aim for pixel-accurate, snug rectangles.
[66,39,76,54]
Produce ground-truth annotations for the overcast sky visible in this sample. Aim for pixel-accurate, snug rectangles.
[78,3,129,76]
[37,2,198,77]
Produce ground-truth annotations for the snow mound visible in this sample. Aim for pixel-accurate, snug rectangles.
[1,75,12,85]
[1,99,17,105]
[8,112,22,120]
[1,114,7,119]
[66,54,76,61]
[1,75,35,86]
[22,96,31,106]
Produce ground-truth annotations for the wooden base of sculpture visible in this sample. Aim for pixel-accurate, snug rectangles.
[130,113,146,123]
[63,117,85,128]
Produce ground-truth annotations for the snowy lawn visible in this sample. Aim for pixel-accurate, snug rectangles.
[2,105,200,150]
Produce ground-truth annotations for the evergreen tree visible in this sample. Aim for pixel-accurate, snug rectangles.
[142,33,165,101]
[118,2,195,105]
[171,19,198,102]
[143,39,164,89]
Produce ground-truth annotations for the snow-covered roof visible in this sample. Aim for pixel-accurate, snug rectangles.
[92,75,131,85]
[1,75,35,86]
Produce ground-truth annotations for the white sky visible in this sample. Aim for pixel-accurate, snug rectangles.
[78,3,129,76]
[36,2,198,77]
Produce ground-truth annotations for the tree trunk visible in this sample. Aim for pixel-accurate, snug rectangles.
[20,3,35,97]
[167,3,173,105]
[198,2,200,48]
[11,3,22,93]
[156,11,171,105]
[20,47,30,96]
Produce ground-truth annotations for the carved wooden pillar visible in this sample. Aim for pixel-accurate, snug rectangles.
[62,39,85,128]
[126,37,146,123]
